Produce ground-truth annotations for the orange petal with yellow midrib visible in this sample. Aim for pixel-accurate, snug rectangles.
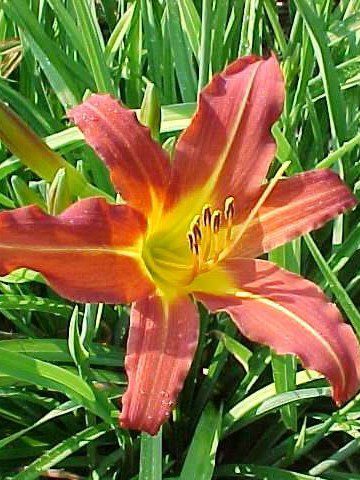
[120,294,199,435]
[68,94,171,216]
[194,258,360,405]
[232,169,357,259]
[0,198,154,303]
[165,55,284,215]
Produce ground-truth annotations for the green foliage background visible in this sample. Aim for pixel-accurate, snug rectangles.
[0,0,359,478]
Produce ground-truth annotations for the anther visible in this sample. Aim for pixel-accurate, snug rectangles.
[193,223,202,243]
[187,232,195,252]
[218,161,291,262]
[188,231,200,257]
[224,196,235,221]
[187,200,235,274]
[211,210,221,234]
[202,205,212,227]
[192,215,201,227]
[224,196,235,244]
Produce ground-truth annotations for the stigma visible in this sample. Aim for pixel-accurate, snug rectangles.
[187,196,234,274]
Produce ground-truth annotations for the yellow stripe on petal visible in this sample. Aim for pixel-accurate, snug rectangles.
[0,198,154,303]
[231,290,346,391]
[164,55,284,220]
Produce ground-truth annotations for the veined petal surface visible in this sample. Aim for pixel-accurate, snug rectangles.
[0,198,154,303]
[120,294,199,435]
[194,258,360,405]
[69,94,171,217]
[232,169,357,258]
[165,55,284,216]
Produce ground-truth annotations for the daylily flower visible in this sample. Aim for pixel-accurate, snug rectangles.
[0,55,359,435]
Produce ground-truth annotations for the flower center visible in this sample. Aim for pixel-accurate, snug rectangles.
[187,196,235,277]
[142,196,235,291]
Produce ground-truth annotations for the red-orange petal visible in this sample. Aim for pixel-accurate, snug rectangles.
[165,54,284,211]
[120,294,199,435]
[233,169,357,258]
[68,94,170,216]
[194,258,360,405]
[0,198,154,303]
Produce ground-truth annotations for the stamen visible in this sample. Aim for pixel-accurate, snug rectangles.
[187,232,195,252]
[193,223,202,243]
[211,210,221,233]
[188,231,200,276]
[199,206,210,265]
[186,197,238,276]
[192,214,201,227]
[224,196,235,244]
[209,210,221,262]
[224,196,235,221]
[202,205,212,227]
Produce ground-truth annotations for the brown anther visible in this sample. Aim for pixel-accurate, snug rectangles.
[193,223,202,243]
[194,215,201,226]
[188,231,199,256]
[188,232,195,251]
[211,210,221,234]
[224,196,235,221]
[187,199,234,271]
[202,205,212,227]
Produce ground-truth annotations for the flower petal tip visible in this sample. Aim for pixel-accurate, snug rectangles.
[68,94,170,215]
[330,321,360,406]
[120,409,165,436]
